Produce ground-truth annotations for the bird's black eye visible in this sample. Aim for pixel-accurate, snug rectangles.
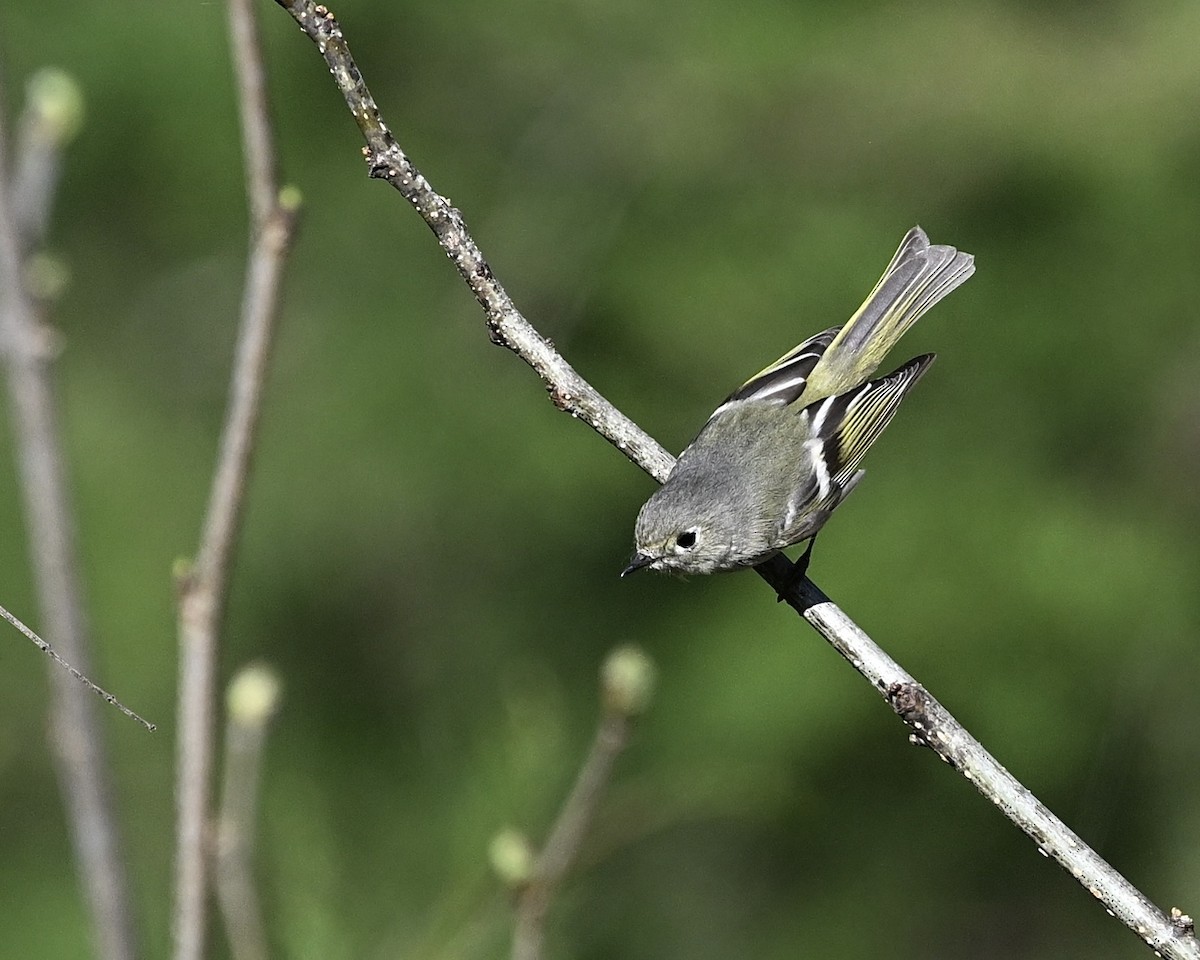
[676,530,697,549]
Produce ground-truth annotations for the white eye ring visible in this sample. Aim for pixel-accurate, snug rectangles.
[674,528,699,552]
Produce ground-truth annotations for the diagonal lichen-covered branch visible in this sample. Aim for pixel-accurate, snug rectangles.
[266,3,1199,957]
[274,0,674,484]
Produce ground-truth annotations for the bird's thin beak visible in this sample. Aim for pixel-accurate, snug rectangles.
[620,552,656,577]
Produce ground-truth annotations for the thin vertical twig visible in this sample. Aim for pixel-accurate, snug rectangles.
[0,68,140,960]
[511,714,631,960]
[214,663,282,960]
[511,648,656,960]
[170,1,300,957]
[229,0,280,231]
[10,68,82,251]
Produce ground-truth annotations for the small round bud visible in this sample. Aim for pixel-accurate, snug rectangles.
[27,68,85,146]
[227,662,283,727]
[601,645,656,717]
[488,827,535,888]
[277,184,304,213]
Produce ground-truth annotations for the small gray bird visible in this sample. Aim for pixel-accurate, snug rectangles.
[623,226,974,578]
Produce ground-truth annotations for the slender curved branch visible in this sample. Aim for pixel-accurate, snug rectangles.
[267,3,1199,957]
[511,647,656,960]
[171,2,300,959]
[512,703,631,960]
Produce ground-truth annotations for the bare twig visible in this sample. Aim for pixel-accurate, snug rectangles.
[10,68,83,252]
[761,559,1200,956]
[215,663,283,960]
[512,716,630,960]
[269,3,1199,957]
[0,68,142,960]
[510,648,656,960]
[171,2,300,958]
[0,602,155,730]
[230,0,281,231]
[273,1,674,484]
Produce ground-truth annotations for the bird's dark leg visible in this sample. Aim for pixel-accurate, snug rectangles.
[776,537,817,602]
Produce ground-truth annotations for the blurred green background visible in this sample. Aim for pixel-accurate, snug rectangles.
[3,0,1199,957]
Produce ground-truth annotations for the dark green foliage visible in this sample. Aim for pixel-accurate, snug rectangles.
[2,1,1198,957]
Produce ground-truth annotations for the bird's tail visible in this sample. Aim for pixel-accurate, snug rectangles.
[804,226,974,399]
